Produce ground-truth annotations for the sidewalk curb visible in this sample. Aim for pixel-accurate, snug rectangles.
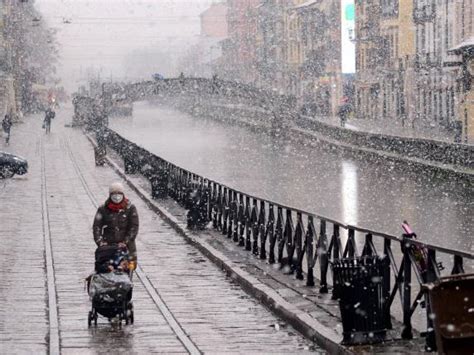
[291,127,474,178]
[85,134,352,354]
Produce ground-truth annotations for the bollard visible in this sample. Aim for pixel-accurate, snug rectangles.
[94,146,106,166]
[124,157,138,175]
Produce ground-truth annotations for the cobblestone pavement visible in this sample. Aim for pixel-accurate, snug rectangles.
[0,113,322,353]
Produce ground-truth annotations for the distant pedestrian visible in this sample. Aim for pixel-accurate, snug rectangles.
[2,110,13,144]
[337,97,352,128]
[43,108,55,134]
[179,72,185,86]
[94,103,109,166]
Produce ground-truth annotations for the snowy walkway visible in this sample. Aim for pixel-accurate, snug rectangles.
[308,114,462,144]
[0,113,319,354]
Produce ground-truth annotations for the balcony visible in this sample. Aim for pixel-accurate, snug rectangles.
[414,53,442,70]
[413,4,435,23]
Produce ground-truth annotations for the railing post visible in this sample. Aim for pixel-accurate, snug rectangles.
[245,196,252,251]
[383,238,392,329]
[401,237,413,340]
[275,207,284,263]
[202,183,210,226]
[251,199,259,255]
[330,224,341,300]
[233,192,240,243]
[333,224,340,260]
[305,217,315,287]
[319,220,329,293]
[268,204,276,264]
[227,190,235,239]
[229,190,236,240]
[237,194,245,246]
[362,233,374,256]
[259,201,266,260]
[348,228,356,257]
[207,181,214,223]
[222,187,229,236]
[283,210,295,272]
[150,167,168,199]
[424,249,438,352]
[451,255,464,274]
[217,185,223,231]
[295,213,304,280]
[212,183,219,229]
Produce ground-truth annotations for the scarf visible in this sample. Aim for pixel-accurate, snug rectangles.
[107,197,128,212]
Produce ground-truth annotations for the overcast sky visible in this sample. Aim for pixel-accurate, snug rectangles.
[34,0,354,93]
[35,0,215,92]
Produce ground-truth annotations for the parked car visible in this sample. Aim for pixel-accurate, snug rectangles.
[0,151,28,178]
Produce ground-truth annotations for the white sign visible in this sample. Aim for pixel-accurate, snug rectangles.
[341,0,355,73]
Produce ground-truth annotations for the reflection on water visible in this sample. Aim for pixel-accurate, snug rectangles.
[88,322,134,350]
[110,102,473,251]
[341,161,358,226]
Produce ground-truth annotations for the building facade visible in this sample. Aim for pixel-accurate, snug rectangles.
[450,0,473,143]
[222,0,260,83]
[413,0,459,130]
[0,0,19,118]
[355,0,417,124]
[292,0,342,117]
[355,0,473,142]
[192,3,228,78]
[255,0,287,92]
[355,0,383,120]
[200,3,228,38]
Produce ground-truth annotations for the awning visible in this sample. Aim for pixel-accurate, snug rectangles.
[448,37,474,54]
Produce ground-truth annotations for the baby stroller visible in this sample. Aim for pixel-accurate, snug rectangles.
[87,244,134,326]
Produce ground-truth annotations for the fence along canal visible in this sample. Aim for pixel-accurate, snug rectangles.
[106,127,473,350]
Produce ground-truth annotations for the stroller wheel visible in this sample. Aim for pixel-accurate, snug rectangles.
[88,311,93,327]
[130,310,134,324]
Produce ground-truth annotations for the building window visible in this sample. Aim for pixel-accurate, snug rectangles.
[445,20,449,49]
[445,88,450,122]
[450,88,455,121]
[421,26,425,52]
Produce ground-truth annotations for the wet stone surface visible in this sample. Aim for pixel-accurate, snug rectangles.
[0,122,48,354]
[0,111,323,353]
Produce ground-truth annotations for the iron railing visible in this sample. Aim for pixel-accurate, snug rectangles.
[105,128,473,350]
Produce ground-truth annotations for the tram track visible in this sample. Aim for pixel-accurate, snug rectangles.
[61,136,201,355]
[40,136,60,355]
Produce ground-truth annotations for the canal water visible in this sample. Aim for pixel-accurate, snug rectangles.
[110,101,473,254]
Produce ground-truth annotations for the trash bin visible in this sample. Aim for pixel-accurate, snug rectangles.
[427,273,474,355]
[332,256,389,345]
